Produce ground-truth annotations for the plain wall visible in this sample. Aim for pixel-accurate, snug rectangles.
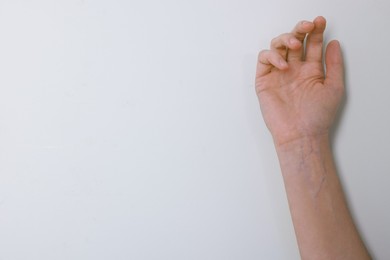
[0,0,389,259]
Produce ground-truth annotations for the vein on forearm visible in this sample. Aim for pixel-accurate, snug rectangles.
[301,138,328,200]
[278,136,332,202]
[275,136,371,259]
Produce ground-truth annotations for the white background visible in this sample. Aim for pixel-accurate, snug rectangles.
[0,0,389,259]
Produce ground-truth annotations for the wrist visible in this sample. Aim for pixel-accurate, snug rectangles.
[274,133,334,189]
[274,133,331,154]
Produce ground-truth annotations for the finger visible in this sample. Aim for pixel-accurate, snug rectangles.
[324,40,344,90]
[270,33,302,58]
[256,49,288,77]
[305,16,327,62]
[287,20,315,62]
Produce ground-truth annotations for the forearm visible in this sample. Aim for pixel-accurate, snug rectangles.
[275,134,370,260]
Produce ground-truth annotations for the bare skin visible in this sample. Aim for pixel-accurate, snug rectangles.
[255,16,371,259]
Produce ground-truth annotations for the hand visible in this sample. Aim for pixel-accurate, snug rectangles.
[255,16,344,146]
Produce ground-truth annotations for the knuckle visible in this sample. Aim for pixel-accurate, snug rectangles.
[270,37,279,46]
[283,32,292,39]
[298,20,309,27]
[271,33,291,49]
[258,50,268,60]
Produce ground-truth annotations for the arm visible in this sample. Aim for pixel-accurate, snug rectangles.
[255,16,371,259]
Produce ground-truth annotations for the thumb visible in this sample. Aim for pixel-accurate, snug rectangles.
[324,40,344,90]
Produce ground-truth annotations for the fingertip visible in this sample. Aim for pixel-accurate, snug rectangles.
[301,20,315,30]
[325,39,343,66]
[313,16,327,29]
[314,16,326,23]
[288,37,302,49]
[279,59,289,70]
[328,40,342,54]
[330,39,340,47]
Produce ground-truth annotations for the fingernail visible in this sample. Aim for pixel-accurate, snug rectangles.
[279,59,288,68]
[289,38,300,45]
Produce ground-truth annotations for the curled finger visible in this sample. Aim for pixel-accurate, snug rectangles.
[270,33,302,57]
[256,49,288,77]
[287,20,315,61]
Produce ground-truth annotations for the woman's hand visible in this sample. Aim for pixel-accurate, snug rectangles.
[255,16,344,146]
